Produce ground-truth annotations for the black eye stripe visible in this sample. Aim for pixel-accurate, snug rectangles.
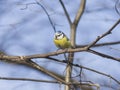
[57,33,62,36]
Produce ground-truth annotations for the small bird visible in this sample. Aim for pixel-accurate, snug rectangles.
[54,31,71,49]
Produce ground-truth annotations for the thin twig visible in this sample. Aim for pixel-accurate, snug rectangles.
[87,19,120,49]
[80,67,82,82]
[109,46,120,52]
[115,0,120,16]
[64,1,86,89]
[76,41,120,48]
[0,47,86,62]
[1,54,120,85]
[70,0,86,48]
[0,45,120,64]
[26,60,67,84]
[0,76,99,87]
[73,0,86,26]
[19,1,56,32]
[46,57,120,85]
[1,55,100,87]
[0,76,59,83]
[88,49,120,62]
[0,56,67,85]
[35,0,56,32]
[59,0,72,25]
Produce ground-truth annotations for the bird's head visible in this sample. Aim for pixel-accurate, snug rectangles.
[54,31,64,40]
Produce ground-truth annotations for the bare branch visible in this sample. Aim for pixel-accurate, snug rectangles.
[0,58,101,88]
[70,0,86,48]
[20,1,57,32]
[109,46,120,52]
[23,47,87,59]
[88,49,120,62]
[87,19,120,49]
[0,76,59,83]
[75,64,120,85]
[0,76,100,88]
[76,41,120,48]
[115,0,120,16]
[0,52,67,84]
[24,60,67,84]
[1,53,120,86]
[1,1,120,90]
[0,47,86,62]
[0,44,120,64]
[59,0,72,25]
[73,0,86,26]
[47,57,120,85]
[64,1,86,89]
[35,0,56,32]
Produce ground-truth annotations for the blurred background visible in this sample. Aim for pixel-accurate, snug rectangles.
[0,0,120,90]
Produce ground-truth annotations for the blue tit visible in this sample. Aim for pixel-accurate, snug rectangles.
[54,31,71,49]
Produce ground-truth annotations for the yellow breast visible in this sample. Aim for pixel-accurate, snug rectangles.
[54,36,71,49]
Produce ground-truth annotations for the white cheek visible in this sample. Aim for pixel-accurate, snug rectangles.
[58,36,62,39]
[58,34,63,39]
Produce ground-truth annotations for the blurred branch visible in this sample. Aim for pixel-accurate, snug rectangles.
[1,54,120,86]
[0,55,100,88]
[35,0,56,32]
[0,47,87,61]
[64,0,86,90]
[26,60,67,84]
[73,0,86,27]
[59,0,72,25]
[25,60,96,89]
[88,49,120,62]
[115,0,120,16]
[1,1,120,89]
[0,76,59,83]
[0,52,66,84]
[19,1,56,32]
[109,46,120,52]
[71,0,86,48]
[0,76,99,88]
[0,44,120,64]
[47,57,120,85]
[0,47,82,64]
[76,41,120,48]
[86,19,120,49]
[86,7,113,13]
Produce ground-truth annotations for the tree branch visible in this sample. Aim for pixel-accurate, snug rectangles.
[73,0,86,26]
[0,76,59,83]
[1,52,120,86]
[0,52,66,84]
[59,0,72,25]
[47,57,120,85]
[0,76,100,88]
[35,0,56,32]
[88,49,120,62]
[64,1,86,90]
[23,60,67,84]
[0,47,87,62]
[20,1,57,32]
[0,45,120,64]
[87,19,120,49]
[76,41,120,48]
[115,0,120,16]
